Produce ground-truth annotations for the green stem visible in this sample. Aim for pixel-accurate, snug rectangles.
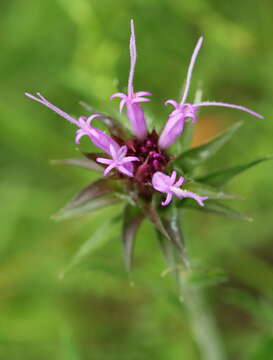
[157,208,226,360]
[178,271,227,360]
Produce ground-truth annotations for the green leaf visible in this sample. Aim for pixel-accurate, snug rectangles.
[173,121,243,174]
[52,178,120,220]
[60,216,119,278]
[198,155,273,187]
[122,204,144,272]
[50,157,104,172]
[185,180,239,200]
[180,199,252,221]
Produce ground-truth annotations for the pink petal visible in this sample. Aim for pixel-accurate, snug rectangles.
[164,99,178,108]
[135,91,152,97]
[162,193,173,206]
[118,165,134,177]
[131,97,151,104]
[110,92,127,100]
[96,157,112,165]
[122,156,139,163]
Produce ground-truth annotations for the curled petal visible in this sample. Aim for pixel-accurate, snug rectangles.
[162,193,173,206]
[164,99,179,108]
[110,92,127,100]
[119,98,127,113]
[170,170,177,183]
[75,130,85,144]
[174,176,184,188]
[86,114,102,126]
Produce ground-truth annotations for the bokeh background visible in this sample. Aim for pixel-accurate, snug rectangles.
[1,0,273,359]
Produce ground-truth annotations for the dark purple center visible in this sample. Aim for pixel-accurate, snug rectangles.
[126,130,169,183]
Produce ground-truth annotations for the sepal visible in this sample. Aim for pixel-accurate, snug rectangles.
[52,178,120,221]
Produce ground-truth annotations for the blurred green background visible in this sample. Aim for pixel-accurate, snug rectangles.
[1,0,273,359]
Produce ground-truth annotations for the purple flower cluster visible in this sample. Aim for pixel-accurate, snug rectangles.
[26,20,263,207]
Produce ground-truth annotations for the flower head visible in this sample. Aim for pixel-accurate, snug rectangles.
[158,37,264,149]
[26,21,264,210]
[110,20,152,140]
[152,171,208,206]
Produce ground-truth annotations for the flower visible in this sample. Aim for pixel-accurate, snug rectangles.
[158,37,264,149]
[97,145,139,177]
[25,20,264,209]
[25,93,139,176]
[152,171,208,206]
[110,20,152,140]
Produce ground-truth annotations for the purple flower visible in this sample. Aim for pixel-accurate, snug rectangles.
[152,171,208,206]
[25,93,139,176]
[110,20,152,140]
[97,145,139,177]
[26,21,264,208]
[158,37,264,149]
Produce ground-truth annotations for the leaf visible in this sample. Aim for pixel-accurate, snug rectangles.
[79,101,128,138]
[174,121,243,173]
[50,157,103,172]
[198,155,273,187]
[60,216,119,278]
[185,180,239,200]
[122,204,144,272]
[180,199,252,221]
[52,178,120,220]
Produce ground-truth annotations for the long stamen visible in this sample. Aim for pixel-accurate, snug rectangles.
[128,19,137,98]
[25,93,79,126]
[180,37,203,105]
[194,101,264,119]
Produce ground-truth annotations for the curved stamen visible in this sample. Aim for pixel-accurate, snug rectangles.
[194,101,264,119]
[180,37,203,104]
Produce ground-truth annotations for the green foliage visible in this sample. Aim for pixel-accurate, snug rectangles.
[174,121,243,175]
[198,155,273,187]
